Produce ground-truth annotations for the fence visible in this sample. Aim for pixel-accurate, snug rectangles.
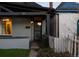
[49,35,79,57]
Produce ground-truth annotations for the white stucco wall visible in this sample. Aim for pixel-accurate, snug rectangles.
[54,13,79,53]
[12,17,31,37]
[0,39,30,49]
[59,13,79,38]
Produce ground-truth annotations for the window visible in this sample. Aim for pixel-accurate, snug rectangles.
[1,17,12,35]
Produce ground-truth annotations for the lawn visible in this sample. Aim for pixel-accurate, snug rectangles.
[0,49,30,57]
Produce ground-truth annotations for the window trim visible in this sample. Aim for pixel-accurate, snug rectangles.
[1,17,12,36]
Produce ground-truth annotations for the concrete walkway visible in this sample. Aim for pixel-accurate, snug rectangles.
[29,49,38,57]
[29,42,40,57]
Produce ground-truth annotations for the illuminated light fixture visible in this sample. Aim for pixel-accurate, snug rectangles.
[37,22,41,26]
[30,21,34,24]
[3,19,9,21]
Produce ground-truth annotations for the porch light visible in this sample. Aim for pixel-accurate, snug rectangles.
[37,22,41,26]
[3,19,9,21]
[30,21,34,24]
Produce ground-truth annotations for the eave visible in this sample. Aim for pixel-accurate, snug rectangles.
[56,10,79,13]
[0,12,48,16]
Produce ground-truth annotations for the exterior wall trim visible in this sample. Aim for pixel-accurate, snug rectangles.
[0,12,47,16]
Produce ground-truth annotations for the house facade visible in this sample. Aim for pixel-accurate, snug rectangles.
[0,2,55,49]
[51,2,79,56]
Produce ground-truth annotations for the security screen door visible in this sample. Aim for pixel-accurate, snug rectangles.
[34,17,42,40]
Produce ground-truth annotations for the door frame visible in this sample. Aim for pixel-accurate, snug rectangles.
[33,19,42,41]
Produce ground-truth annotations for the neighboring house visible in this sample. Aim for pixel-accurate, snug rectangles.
[52,2,79,56]
[0,2,55,49]
[56,2,79,38]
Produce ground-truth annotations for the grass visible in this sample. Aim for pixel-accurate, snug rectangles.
[0,49,30,57]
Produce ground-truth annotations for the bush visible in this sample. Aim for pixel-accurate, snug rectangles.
[39,34,49,48]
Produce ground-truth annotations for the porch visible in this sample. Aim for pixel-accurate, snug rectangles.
[0,2,56,57]
[0,12,51,49]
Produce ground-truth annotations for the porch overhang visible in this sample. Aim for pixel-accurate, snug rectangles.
[0,12,48,16]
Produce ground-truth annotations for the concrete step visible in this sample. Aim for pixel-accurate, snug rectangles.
[29,49,38,57]
[29,42,40,57]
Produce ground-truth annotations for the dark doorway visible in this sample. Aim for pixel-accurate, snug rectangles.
[34,21,42,40]
[33,17,42,41]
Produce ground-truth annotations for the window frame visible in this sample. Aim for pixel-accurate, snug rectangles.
[1,17,12,36]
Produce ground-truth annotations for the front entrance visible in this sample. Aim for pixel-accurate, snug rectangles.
[34,21,42,40]
[30,16,42,41]
[30,17,42,48]
[34,17,42,40]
